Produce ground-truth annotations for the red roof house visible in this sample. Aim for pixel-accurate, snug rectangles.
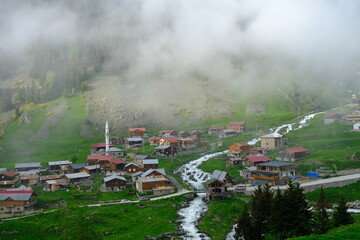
[277,147,310,162]
[244,155,272,166]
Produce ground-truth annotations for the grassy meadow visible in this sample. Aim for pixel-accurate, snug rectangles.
[0,95,103,169]
[0,196,186,240]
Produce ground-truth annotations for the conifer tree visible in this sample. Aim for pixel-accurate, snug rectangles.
[281,181,312,238]
[268,189,289,239]
[235,205,256,240]
[333,195,354,227]
[312,187,330,234]
[251,184,273,239]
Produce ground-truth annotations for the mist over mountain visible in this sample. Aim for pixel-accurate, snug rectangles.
[0,0,360,128]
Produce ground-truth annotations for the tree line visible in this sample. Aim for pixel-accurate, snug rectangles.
[235,182,354,240]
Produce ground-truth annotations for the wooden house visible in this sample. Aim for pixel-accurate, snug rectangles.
[250,147,268,155]
[103,175,127,190]
[159,137,180,147]
[90,143,115,154]
[228,142,250,157]
[15,162,41,172]
[159,130,178,137]
[189,130,202,139]
[135,169,174,195]
[142,159,159,170]
[87,155,113,166]
[48,160,72,173]
[19,173,39,186]
[0,190,36,214]
[44,178,69,191]
[134,155,152,165]
[0,171,19,181]
[154,146,177,156]
[109,159,126,171]
[243,155,272,167]
[205,170,233,201]
[227,122,246,133]
[65,172,91,185]
[226,157,243,167]
[39,174,66,186]
[125,162,140,175]
[149,137,161,145]
[108,147,124,157]
[69,163,86,173]
[277,147,310,162]
[128,128,146,138]
[208,127,225,135]
[179,138,197,149]
[0,171,18,189]
[250,160,295,185]
[80,165,100,175]
[123,138,143,149]
[178,131,191,138]
[260,133,285,150]
[219,129,237,138]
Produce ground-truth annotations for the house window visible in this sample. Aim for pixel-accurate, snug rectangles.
[17,208,21,211]
[0,208,3,211]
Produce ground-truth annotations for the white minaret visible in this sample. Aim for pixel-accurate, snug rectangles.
[105,121,110,155]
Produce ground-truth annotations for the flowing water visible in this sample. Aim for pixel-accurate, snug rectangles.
[176,112,323,240]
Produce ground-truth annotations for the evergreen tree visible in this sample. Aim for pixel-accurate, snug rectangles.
[251,184,274,239]
[235,205,256,240]
[281,181,312,238]
[268,189,289,239]
[333,195,354,227]
[312,187,330,234]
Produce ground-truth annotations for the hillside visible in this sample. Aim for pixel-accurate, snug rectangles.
[0,95,102,169]
[0,92,318,168]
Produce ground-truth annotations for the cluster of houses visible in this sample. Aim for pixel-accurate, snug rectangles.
[324,98,360,131]
[225,136,310,186]
[122,127,201,154]
[208,121,246,138]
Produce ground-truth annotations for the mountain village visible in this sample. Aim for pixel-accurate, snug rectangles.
[1,99,359,218]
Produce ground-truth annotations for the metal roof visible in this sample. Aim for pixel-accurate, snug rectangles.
[135,155,148,160]
[109,147,123,152]
[126,138,143,141]
[15,162,41,168]
[70,163,86,170]
[140,176,169,183]
[103,175,127,182]
[141,168,166,177]
[257,160,295,167]
[65,172,90,179]
[0,168,6,172]
[211,170,228,182]
[125,162,139,168]
[48,160,72,166]
[0,191,34,201]
[83,165,99,170]
[143,159,159,165]
[154,146,171,150]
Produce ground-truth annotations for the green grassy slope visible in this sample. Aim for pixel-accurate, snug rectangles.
[0,95,102,169]
[291,216,360,240]
[0,196,186,240]
[285,115,360,171]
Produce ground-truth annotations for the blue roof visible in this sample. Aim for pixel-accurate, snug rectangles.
[135,155,148,160]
